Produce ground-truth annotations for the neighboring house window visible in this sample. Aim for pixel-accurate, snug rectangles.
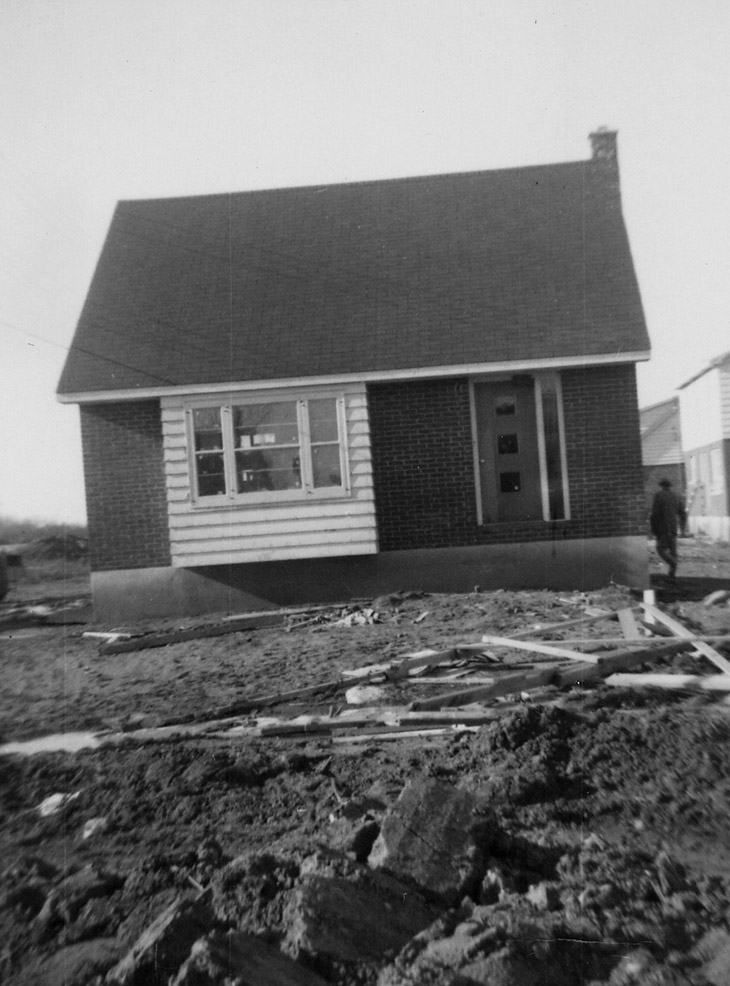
[187,396,349,503]
[471,372,570,523]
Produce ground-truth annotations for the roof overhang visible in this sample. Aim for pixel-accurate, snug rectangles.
[57,349,651,405]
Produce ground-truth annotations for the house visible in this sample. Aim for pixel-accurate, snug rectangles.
[640,397,685,507]
[678,350,730,540]
[57,130,651,621]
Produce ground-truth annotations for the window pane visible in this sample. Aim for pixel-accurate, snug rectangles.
[196,453,226,496]
[495,396,516,415]
[500,472,521,492]
[233,402,299,447]
[308,398,339,443]
[540,381,565,519]
[497,434,519,454]
[192,407,223,451]
[236,449,301,492]
[311,444,342,488]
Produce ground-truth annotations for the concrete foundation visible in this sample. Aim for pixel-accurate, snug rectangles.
[90,535,648,622]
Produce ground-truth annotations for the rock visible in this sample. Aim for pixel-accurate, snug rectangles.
[693,927,730,986]
[285,872,435,973]
[172,930,329,985]
[82,816,110,840]
[345,685,386,705]
[369,778,490,905]
[10,938,121,986]
[106,893,215,985]
[480,864,519,904]
[327,816,380,862]
[37,790,82,817]
[607,947,659,983]
[525,881,561,911]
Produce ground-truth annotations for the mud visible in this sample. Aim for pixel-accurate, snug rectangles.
[1,545,730,984]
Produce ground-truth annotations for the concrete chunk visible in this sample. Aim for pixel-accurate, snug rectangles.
[368,778,487,905]
[172,930,329,985]
[106,893,214,985]
[286,873,434,969]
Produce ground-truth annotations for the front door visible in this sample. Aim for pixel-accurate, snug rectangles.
[473,378,542,523]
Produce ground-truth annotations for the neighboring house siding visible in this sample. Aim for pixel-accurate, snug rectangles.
[369,364,646,550]
[721,364,730,438]
[161,387,377,565]
[680,370,724,450]
[80,401,171,571]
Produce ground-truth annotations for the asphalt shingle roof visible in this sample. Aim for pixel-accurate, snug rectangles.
[58,155,650,396]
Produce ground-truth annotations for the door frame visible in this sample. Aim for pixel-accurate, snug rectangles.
[469,371,571,526]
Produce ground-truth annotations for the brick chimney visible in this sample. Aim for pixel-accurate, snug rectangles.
[589,127,618,163]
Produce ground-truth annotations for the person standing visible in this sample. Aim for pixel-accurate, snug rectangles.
[650,479,687,580]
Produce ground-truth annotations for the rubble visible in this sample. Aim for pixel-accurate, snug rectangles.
[3,578,730,984]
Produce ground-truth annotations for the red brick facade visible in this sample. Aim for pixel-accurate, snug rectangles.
[81,365,645,573]
[368,364,646,551]
[80,401,171,571]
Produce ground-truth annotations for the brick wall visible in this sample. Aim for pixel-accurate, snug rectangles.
[368,364,646,551]
[80,401,171,571]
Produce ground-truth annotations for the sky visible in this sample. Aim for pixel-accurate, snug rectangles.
[2,0,729,525]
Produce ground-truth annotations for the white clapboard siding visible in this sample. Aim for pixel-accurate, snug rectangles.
[721,365,730,439]
[173,541,377,568]
[161,387,378,565]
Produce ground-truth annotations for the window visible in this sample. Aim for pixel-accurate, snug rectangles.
[472,372,570,523]
[187,395,349,503]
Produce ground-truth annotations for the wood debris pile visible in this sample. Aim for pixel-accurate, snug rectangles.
[103,594,730,750]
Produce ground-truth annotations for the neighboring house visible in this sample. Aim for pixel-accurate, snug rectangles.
[640,397,685,507]
[678,350,730,541]
[58,130,651,621]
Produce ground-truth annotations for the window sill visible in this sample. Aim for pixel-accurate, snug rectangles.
[478,519,571,529]
[190,488,352,510]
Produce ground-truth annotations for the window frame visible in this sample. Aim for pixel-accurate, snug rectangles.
[469,370,571,525]
[185,391,351,507]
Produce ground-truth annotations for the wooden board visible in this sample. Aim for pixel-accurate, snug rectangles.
[507,609,618,638]
[641,602,730,675]
[479,634,600,664]
[606,673,730,692]
[101,612,286,654]
[410,639,693,710]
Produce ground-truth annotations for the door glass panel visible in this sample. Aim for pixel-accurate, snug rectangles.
[497,434,519,454]
[500,472,521,493]
[540,379,565,519]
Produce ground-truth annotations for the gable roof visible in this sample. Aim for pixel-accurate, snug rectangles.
[678,349,730,390]
[58,150,650,399]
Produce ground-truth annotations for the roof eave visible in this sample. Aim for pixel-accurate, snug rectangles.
[57,349,651,405]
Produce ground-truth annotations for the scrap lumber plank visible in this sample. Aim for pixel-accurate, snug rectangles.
[557,640,692,685]
[531,635,730,646]
[606,673,730,692]
[480,634,600,664]
[410,640,694,710]
[342,648,459,681]
[181,676,353,724]
[507,609,619,638]
[100,612,286,654]
[332,726,478,744]
[641,602,730,675]
[617,608,642,639]
[257,708,503,737]
[410,665,559,710]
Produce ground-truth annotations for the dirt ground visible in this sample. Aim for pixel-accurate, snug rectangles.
[1,537,730,984]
